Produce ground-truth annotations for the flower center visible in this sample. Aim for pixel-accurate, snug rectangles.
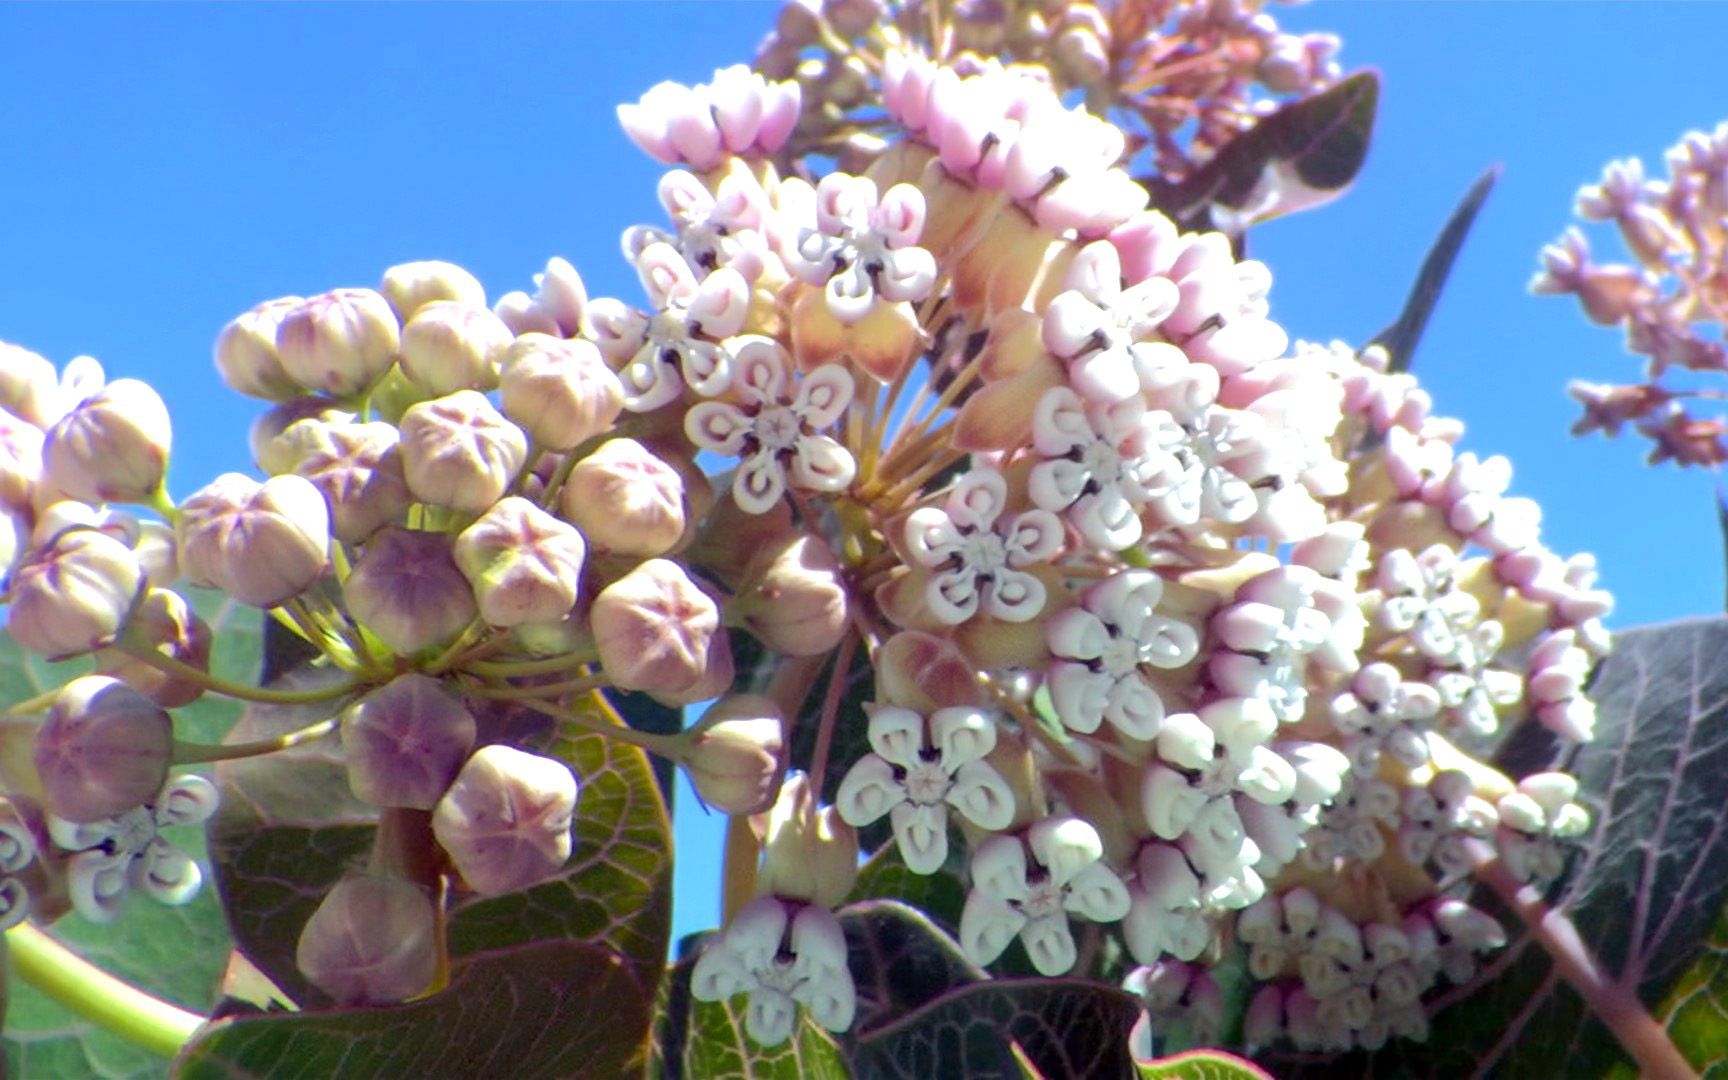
[753,405,804,451]
[903,760,950,805]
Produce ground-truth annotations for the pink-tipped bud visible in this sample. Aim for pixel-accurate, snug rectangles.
[42,378,171,505]
[498,335,624,451]
[754,771,857,908]
[341,674,477,809]
[249,397,355,475]
[651,622,735,707]
[732,533,848,656]
[295,875,438,1005]
[432,744,578,895]
[274,288,401,398]
[535,257,589,337]
[591,559,719,694]
[343,527,477,656]
[93,588,211,707]
[398,390,529,514]
[7,528,143,659]
[0,341,62,428]
[379,260,486,323]
[452,496,587,627]
[33,675,171,823]
[679,695,785,814]
[559,438,686,557]
[279,418,412,543]
[214,297,304,401]
[176,472,330,608]
[398,301,513,396]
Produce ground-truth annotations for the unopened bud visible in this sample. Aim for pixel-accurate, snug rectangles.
[453,496,587,627]
[559,438,686,557]
[42,378,171,504]
[341,674,477,809]
[732,533,847,656]
[274,289,401,398]
[343,527,477,656]
[93,588,211,707]
[754,772,857,908]
[0,410,44,514]
[249,397,355,475]
[379,260,486,322]
[280,418,412,543]
[398,302,513,396]
[7,528,143,659]
[492,291,561,337]
[176,473,330,608]
[590,559,719,694]
[498,335,624,451]
[0,342,62,427]
[295,875,438,1005]
[214,297,304,401]
[679,695,785,814]
[33,675,171,823]
[534,257,589,337]
[432,744,578,895]
[398,390,529,514]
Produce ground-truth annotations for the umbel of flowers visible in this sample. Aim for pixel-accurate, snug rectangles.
[0,0,1608,1062]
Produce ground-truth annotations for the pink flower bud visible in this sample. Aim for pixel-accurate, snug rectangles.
[650,622,735,707]
[295,875,438,1004]
[0,409,44,514]
[398,390,529,514]
[432,744,578,895]
[678,695,785,814]
[33,675,171,822]
[452,496,587,627]
[731,533,848,656]
[176,473,330,608]
[754,772,857,908]
[341,674,477,809]
[0,341,62,427]
[534,257,589,337]
[213,297,304,401]
[42,378,171,504]
[7,528,143,659]
[279,418,411,543]
[559,438,686,557]
[590,559,718,694]
[873,630,985,711]
[398,301,513,396]
[274,288,401,397]
[93,588,212,707]
[379,260,486,322]
[343,527,477,656]
[249,397,355,475]
[498,335,624,451]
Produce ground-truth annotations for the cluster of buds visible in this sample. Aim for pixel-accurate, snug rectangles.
[0,0,1609,1062]
[1534,119,1728,466]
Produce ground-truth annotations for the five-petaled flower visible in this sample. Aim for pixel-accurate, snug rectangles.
[47,773,219,923]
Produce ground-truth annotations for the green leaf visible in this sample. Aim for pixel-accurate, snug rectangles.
[1369,165,1500,374]
[1138,1049,1272,1079]
[846,844,968,936]
[606,688,682,800]
[447,691,673,1002]
[838,899,985,1039]
[848,978,1143,1079]
[1609,895,1728,1078]
[654,954,851,1080]
[3,589,253,1078]
[1275,616,1728,1076]
[172,940,653,1079]
[1146,72,1379,240]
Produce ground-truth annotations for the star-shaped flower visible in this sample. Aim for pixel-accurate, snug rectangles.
[47,773,219,923]
[691,895,855,1046]
[960,816,1130,976]
[1045,569,1198,739]
[904,468,1064,624]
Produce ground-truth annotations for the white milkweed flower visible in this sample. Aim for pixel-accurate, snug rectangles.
[599,241,750,412]
[691,895,856,1046]
[47,773,219,923]
[1039,241,1182,406]
[783,173,938,324]
[834,704,1015,874]
[1045,569,1199,739]
[904,468,1064,624]
[1496,772,1592,887]
[1330,662,1442,769]
[1121,842,1213,964]
[685,337,856,513]
[1027,386,1177,551]
[960,816,1130,976]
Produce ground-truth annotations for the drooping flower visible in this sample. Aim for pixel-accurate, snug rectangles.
[690,895,855,1047]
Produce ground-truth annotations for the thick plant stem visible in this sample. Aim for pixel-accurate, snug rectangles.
[5,922,203,1058]
[1467,840,1697,1080]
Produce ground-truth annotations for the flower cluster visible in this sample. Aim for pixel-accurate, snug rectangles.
[1535,119,1728,465]
[0,0,1609,1064]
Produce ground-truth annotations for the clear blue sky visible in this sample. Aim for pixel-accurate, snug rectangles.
[3,3,1723,946]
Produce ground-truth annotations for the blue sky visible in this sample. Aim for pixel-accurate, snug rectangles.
[3,3,1724,946]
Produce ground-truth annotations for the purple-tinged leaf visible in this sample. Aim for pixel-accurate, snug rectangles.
[1611,896,1728,1078]
[172,940,652,1079]
[839,899,985,1038]
[848,978,1143,1079]
[847,844,968,936]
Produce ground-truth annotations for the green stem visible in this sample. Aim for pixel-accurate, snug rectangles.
[5,922,203,1058]
[520,698,680,758]
[117,640,363,706]
[4,687,61,717]
[173,716,340,763]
